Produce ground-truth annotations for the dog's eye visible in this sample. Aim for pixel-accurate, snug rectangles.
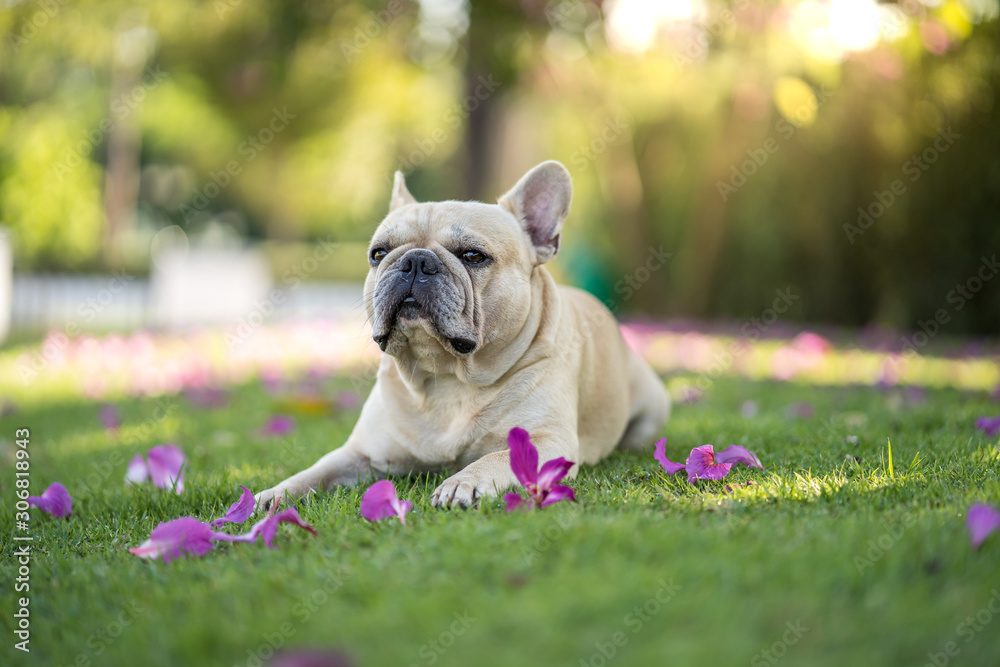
[461,250,487,264]
[370,248,388,264]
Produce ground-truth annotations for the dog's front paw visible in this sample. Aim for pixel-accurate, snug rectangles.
[432,470,505,509]
[254,483,311,513]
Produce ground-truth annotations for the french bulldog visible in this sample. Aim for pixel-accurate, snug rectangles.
[255,160,670,509]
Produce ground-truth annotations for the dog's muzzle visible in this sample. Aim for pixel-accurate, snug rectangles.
[372,249,477,355]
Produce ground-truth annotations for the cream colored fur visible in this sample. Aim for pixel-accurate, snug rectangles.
[256,161,670,509]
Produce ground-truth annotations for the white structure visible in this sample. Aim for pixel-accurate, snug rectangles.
[149,247,273,329]
[0,228,11,344]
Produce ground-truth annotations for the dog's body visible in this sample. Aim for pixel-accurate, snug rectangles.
[256,161,670,508]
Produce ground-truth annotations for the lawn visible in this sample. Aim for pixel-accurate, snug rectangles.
[2,332,1000,667]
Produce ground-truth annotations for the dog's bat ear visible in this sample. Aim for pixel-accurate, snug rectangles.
[498,160,572,264]
[390,171,418,211]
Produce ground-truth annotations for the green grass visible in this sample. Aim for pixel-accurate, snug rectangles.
[3,375,1000,667]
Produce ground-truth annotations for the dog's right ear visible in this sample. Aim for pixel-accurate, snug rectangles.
[389,171,418,211]
[499,160,572,264]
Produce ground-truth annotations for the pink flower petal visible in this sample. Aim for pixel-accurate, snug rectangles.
[785,402,815,419]
[540,484,576,507]
[968,503,1000,549]
[185,387,229,409]
[654,438,686,475]
[504,492,526,512]
[392,499,413,524]
[99,404,121,430]
[714,444,764,470]
[247,507,318,549]
[211,485,255,527]
[125,454,149,485]
[508,427,538,488]
[335,391,362,411]
[537,457,573,489]
[27,482,73,518]
[147,444,186,493]
[262,414,296,437]
[360,480,410,524]
[685,445,731,483]
[129,517,215,563]
[270,648,354,667]
[975,416,1000,438]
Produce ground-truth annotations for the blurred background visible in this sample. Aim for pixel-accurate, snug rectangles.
[0,0,998,342]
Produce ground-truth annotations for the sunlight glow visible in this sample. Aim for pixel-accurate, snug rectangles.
[604,0,707,54]
[790,0,895,62]
[828,0,882,51]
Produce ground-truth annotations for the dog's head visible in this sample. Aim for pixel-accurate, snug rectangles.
[365,161,572,362]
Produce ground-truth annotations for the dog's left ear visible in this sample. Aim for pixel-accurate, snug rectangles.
[499,160,572,264]
[389,171,418,211]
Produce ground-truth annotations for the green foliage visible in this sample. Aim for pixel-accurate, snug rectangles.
[0,108,106,268]
[0,0,998,329]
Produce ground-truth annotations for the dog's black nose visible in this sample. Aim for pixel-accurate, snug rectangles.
[449,337,477,354]
[397,249,440,277]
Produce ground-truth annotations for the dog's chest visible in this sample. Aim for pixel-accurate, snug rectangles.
[382,374,498,465]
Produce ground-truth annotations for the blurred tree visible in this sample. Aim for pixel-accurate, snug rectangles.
[0,0,997,333]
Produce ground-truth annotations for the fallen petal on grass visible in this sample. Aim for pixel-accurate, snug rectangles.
[99,404,120,431]
[714,444,764,469]
[654,439,763,484]
[967,503,1000,549]
[185,387,230,409]
[270,648,354,667]
[975,416,1000,438]
[126,453,150,485]
[131,506,318,562]
[685,445,732,483]
[360,480,412,525]
[653,438,686,475]
[261,414,296,437]
[505,427,577,511]
[211,485,256,527]
[147,444,186,493]
[27,482,72,518]
[240,507,318,548]
[503,493,526,512]
[129,517,217,563]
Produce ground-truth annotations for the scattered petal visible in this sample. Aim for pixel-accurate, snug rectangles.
[504,428,577,510]
[243,507,318,549]
[129,517,216,563]
[262,414,296,437]
[975,416,1000,438]
[335,391,362,411]
[675,385,703,404]
[685,445,732,483]
[270,648,354,667]
[714,444,764,470]
[27,482,72,518]
[653,438,686,475]
[905,386,927,405]
[537,457,573,489]
[968,503,1000,549]
[504,492,526,512]
[99,404,121,431]
[360,480,412,525]
[784,401,815,419]
[185,387,229,409]
[125,453,149,485]
[540,484,576,507]
[147,444,186,493]
[211,485,255,527]
[508,427,539,488]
